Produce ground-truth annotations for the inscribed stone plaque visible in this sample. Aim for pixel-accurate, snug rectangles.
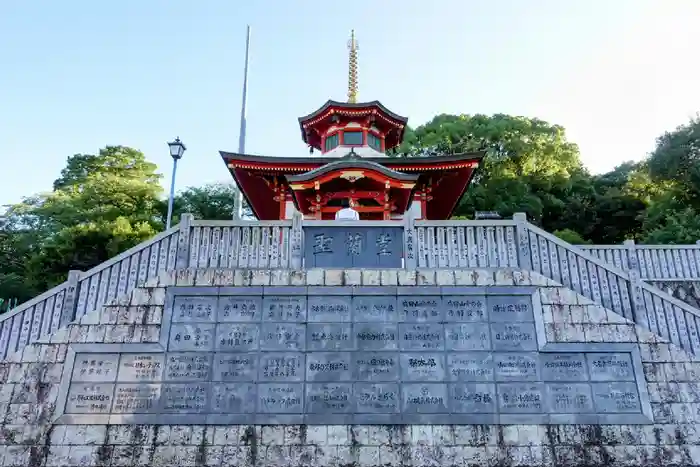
[258,384,304,413]
[445,323,491,351]
[399,323,445,350]
[355,352,399,382]
[263,296,307,322]
[65,383,114,414]
[355,383,400,413]
[399,296,442,322]
[592,382,642,413]
[447,353,494,382]
[494,353,540,381]
[308,296,351,322]
[450,383,497,413]
[112,384,160,413]
[402,383,449,413]
[118,354,164,382]
[260,323,305,351]
[72,353,119,382]
[490,323,537,351]
[307,323,353,351]
[216,323,259,351]
[165,353,212,381]
[497,383,545,413]
[540,354,588,382]
[218,296,262,322]
[587,353,635,381]
[546,383,594,413]
[354,296,398,322]
[355,323,398,350]
[487,295,534,322]
[306,352,353,382]
[212,383,257,412]
[258,353,305,382]
[306,383,353,413]
[161,383,210,413]
[168,323,215,351]
[213,353,257,382]
[443,296,487,322]
[172,296,217,323]
[401,353,446,381]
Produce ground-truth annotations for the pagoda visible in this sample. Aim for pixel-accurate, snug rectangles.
[221,31,483,221]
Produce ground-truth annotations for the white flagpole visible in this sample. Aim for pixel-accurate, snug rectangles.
[234,25,250,220]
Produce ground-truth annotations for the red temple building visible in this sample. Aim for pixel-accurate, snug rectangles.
[220,31,483,221]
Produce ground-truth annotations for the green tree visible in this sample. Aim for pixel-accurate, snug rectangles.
[160,183,252,223]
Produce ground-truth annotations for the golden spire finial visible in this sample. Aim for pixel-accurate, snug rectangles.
[347,30,359,104]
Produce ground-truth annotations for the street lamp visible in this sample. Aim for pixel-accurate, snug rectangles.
[166,137,186,230]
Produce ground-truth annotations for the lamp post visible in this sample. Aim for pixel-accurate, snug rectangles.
[166,137,186,230]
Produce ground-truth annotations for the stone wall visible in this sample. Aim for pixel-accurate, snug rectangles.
[651,281,700,311]
[1,268,700,466]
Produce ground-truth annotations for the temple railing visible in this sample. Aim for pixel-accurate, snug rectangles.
[580,242,700,281]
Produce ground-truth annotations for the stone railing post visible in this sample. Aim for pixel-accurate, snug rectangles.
[289,210,303,269]
[403,211,417,269]
[175,213,194,269]
[513,213,532,270]
[624,239,645,323]
[60,270,83,326]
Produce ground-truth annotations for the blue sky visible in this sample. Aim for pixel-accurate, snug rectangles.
[1,1,698,206]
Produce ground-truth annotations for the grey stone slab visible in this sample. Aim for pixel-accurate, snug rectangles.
[262,296,307,322]
[353,414,400,424]
[169,286,217,296]
[215,323,259,351]
[443,296,488,322]
[306,383,353,413]
[490,322,538,351]
[447,352,494,382]
[353,286,398,296]
[306,352,353,382]
[499,414,549,425]
[218,296,263,322]
[257,383,304,413]
[449,413,499,424]
[549,413,601,425]
[445,323,491,351]
[497,383,545,413]
[355,323,399,350]
[211,383,257,413]
[168,323,216,352]
[439,286,488,296]
[263,286,307,296]
[207,413,256,425]
[587,353,635,382]
[112,384,161,414]
[397,286,441,295]
[258,353,305,382]
[160,383,210,414]
[591,382,642,413]
[353,295,399,322]
[212,353,258,382]
[306,413,354,424]
[354,352,400,382]
[164,353,212,382]
[494,353,541,382]
[260,323,306,351]
[398,296,443,322]
[487,295,534,322]
[400,353,446,381]
[65,383,115,414]
[71,353,120,382]
[399,323,445,350]
[307,286,353,296]
[401,384,449,414]
[117,353,164,383]
[402,414,453,424]
[172,295,217,323]
[545,383,594,414]
[219,286,264,296]
[354,382,400,414]
[307,295,352,322]
[449,383,497,413]
[306,323,354,351]
[540,353,589,382]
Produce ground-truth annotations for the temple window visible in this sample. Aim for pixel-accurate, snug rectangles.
[367,132,382,151]
[325,133,339,151]
[342,130,363,146]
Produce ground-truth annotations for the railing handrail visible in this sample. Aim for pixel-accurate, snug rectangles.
[0,282,68,323]
[191,219,293,227]
[416,219,518,227]
[638,280,700,320]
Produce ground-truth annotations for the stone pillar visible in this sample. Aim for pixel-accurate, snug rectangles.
[290,210,303,269]
[624,239,645,324]
[403,210,417,269]
[513,212,532,270]
[60,270,82,326]
[175,213,194,269]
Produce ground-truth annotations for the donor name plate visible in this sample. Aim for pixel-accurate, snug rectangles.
[55,286,652,425]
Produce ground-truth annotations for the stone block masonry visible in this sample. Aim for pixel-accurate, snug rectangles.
[1,268,700,466]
